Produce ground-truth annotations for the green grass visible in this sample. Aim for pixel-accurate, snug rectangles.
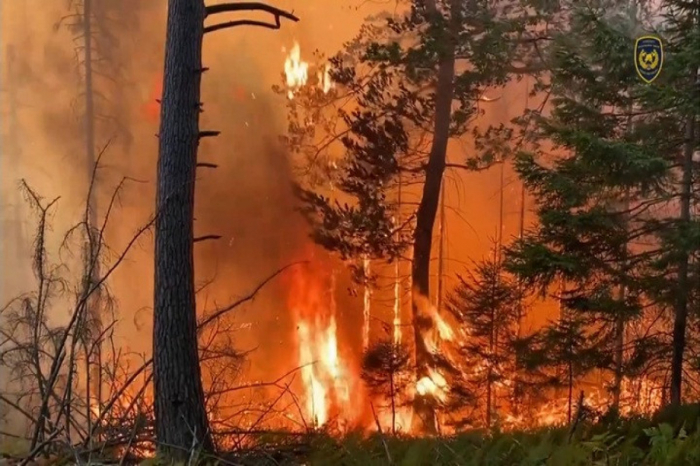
[6,409,700,465]
[227,412,700,465]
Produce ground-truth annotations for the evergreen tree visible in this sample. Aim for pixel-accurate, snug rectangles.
[446,254,524,428]
[361,339,413,434]
[506,0,700,414]
[281,0,552,432]
[642,0,700,405]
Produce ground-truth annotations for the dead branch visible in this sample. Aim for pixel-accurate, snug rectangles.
[194,235,222,243]
[204,2,299,34]
[199,130,220,138]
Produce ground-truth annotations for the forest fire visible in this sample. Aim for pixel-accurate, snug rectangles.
[286,261,363,430]
[276,41,669,437]
[3,0,700,462]
[284,41,334,99]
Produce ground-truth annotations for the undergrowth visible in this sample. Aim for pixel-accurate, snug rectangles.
[4,413,700,465]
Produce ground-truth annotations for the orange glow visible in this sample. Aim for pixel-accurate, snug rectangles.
[283,41,334,99]
[142,74,162,122]
[287,260,361,429]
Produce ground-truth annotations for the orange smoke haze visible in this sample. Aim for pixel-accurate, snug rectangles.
[0,0,587,436]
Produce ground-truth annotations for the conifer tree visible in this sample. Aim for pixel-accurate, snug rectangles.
[282,0,552,431]
[506,0,700,412]
[446,254,523,428]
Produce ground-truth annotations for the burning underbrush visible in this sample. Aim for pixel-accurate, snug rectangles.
[0,40,675,465]
[0,179,669,464]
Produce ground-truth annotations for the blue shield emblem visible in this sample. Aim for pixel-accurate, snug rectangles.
[635,35,663,83]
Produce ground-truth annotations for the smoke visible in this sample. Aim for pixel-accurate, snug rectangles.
[0,0,536,431]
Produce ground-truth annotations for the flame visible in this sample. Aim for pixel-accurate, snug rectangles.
[319,63,334,94]
[393,258,402,345]
[283,41,334,99]
[284,42,308,99]
[289,261,359,429]
[416,368,449,403]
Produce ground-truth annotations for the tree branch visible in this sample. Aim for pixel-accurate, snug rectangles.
[194,234,222,243]
[204,2,299,34]
[197,162,219,169]
[197,261,307,331]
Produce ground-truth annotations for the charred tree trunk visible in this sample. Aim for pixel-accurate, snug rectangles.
[153,0,212,455]
[411,0,459,434]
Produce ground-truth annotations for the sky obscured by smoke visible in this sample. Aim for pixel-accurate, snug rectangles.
[0,0,540,392]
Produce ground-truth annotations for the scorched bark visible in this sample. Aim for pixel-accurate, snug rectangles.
[153,0,212,454]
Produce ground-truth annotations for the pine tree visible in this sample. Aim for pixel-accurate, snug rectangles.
[282,0,551,432]
[641,0,700,405]
[506,0,700,415]
[361,339,413,434]
[446,253,523,428]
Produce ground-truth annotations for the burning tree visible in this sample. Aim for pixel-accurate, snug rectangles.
[279,1,553,432]
[153,0,298,457]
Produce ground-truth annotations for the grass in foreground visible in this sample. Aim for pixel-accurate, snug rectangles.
[5,407,700,465]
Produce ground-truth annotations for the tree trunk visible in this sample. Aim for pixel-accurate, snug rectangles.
[670,112,695,406]
[611,285,626,410]
[411,0,459,434]
[82,0,105,440]
[153,0,212,455]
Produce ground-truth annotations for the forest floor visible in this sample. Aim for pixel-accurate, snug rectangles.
[3,407,700,465]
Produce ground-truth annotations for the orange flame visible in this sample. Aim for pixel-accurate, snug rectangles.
[283,41,334,99]
[288,261,360,429]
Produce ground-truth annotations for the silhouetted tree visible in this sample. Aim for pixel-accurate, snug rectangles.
[153,0,297,457]
[446,254,523,428]
[505,0,700,414]
[361,339,412,434]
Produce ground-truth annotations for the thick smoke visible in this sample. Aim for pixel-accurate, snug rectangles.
[0,0,533,431]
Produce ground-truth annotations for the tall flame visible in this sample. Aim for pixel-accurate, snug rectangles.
[283,41,334,99]
[284,42,308,99]
[363,256,371,350]
[288,261,359,429]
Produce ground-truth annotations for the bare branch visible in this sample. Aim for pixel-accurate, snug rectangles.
[204,2,299,34]
[198,130,220,139]
[193,235,222,243]
[197,261,307,331]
